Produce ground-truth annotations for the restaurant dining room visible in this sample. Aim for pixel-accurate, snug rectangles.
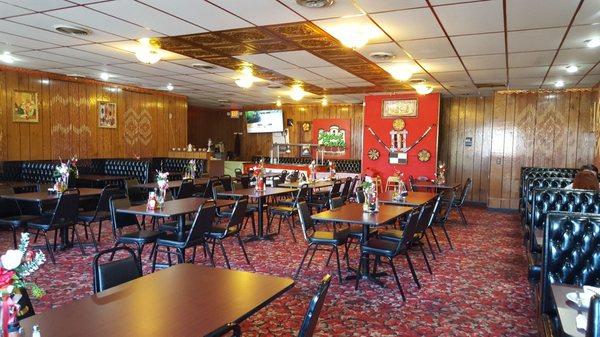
[0,0,599,336]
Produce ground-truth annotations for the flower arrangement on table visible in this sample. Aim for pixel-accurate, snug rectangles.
[156,171,169,206]
[253,158,265,191]
[184,159,197,180]
[360,176,379,213]
[0,233,45,335]
[391,170,408,200]
[328,160,336,180]
[433,162,447,185]
[308,160,317,182]
[52,157,78,193]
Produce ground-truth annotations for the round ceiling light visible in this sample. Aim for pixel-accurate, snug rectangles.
[296,0,334,8]
[389,63,416,82]
[585,38,600,48]
[289,84,306,101]
[554,80,565,88]
[0,51,16,64]
[369,52,395,61]
[412,83,433,95]
[166,83,174,91]
[100,72,110,81]
[53,24,91,36]
[565,64,579,73]
[135,38,162,64]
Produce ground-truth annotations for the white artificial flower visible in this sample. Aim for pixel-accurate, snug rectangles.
[1,250,23,270]
[365,176,373,183]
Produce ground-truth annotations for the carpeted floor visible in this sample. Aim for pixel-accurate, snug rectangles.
[7,205,537,336]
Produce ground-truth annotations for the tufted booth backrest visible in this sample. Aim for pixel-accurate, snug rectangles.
[522,177,574,221]
[158,158,206,176]
[103,159,150,184]
[520,170,578,213]
[20,161,57,183]
[0,161,23,181]
[250,156,362,173]
[530,188,600,253]
[540,211,600,314]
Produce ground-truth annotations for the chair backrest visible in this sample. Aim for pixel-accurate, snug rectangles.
[95,185,121,213]
[109,194,140,232]
[408,175,416,191]
[176,179,195,199]
[329,197,344,209]
[413,198,439,240]
[212,180,225,200]
[435,190,455,223]
[92,246,141,293]
[124,178,145,203]
[203,177,219,198]
[355,186,365,203]
[220,175,233,192]
[588,295,600,337]
[394,208,422,254]
[288,170,299,182]
[298,274,332,337]
[51,189,80,225]
[348,176,359,198]
[456,178,472,206]
[226,198,248,232]
[185,199,216,245]
[540,211,600,314]
[234,168,243,178]
[297,201,316,241]
[293,184,310,207]
[239,175,251,189]
[329,179,342,198]
[339,177,352,200]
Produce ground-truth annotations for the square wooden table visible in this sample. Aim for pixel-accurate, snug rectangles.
[378,191,439,207]
[279,180,333,189]
[20,264,295,337]
[312,203,412,284]
[135,178,209,190]
[0,188,103,202]
[218,187,297,241]
[551,283,587,337]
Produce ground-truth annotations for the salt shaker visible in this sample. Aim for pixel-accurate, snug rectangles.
[31,325,40,337]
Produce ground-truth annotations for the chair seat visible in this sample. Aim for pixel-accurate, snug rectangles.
[205,225,240,238]
[348,225,378,239]
[268,205,295,215]
[308,229,348,245]
[0,215,39,227]
[118,230,161,244]
[379,229,404,241]
[26,216,66,230]
[277,198,295,206]
[361,238,400,257]
[77,210,110,223]
[155,232,196,249]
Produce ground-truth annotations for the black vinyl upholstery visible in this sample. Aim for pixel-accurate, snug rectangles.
[519,167,578,212]
[522,177,574,224]
[250,156,362,173]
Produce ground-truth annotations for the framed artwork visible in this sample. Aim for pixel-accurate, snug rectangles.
[13,90,39,123]
[98,101,117,128]
[382,99,418,118]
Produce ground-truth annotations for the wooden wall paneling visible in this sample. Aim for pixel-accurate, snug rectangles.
[0,71,6,161]
[470,97,484,202]
[17,72,30,160]
[579,91,594,167]
[462,98,476,200]
[566,92,581,168]
[5,72,20,160]
[28,75,42,160]
[553,92,568,167]
[509,94,529,208]
[501,94,515,209]
[479,96,493,204]
[489,93,506,208]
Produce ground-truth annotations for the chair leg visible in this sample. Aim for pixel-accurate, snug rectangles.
[355,254,365,290]
[276,216,283,235]
[218,240,231,269]
[423,232,436,260]
[306,245,318,269]
[191,246,197,263]
[97,220,103,243]
[294,245,312,279]
[151,244,159,272]
[441,224,454,249]
[33,229,40,243]
[325,248,334,267]
[72,226,86,256]
[418,243,433,274]
[236,234,251,265]
[204,242,215,267]
[148,242,157,262]
[458,207,468,227]
[250,215,256,236]
[166,247,172,266]
[405,252,420,288]
[429,227,442,253]
[334,245,343,284]
[388,257,406,301]
[286,216,297,243]
[42,231,55,264]
[87,223,99,253]
[11,228,17,249]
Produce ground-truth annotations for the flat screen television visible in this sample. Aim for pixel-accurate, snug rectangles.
[245,109,284,133]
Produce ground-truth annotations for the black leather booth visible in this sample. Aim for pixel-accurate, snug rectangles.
[519,168,578,213]
[522,177,574,227]
[151,158,206,181]
[251,156,362,174]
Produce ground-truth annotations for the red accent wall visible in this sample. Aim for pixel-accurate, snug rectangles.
[362,93,440,182]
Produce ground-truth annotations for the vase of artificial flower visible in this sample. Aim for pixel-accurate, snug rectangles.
[156,171,169,207]
[308,160,317,182]
[53,157,78,194]
[253,159,265,191]
[361,176,379,213]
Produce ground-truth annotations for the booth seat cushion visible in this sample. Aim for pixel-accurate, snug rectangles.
[103,159,150,184]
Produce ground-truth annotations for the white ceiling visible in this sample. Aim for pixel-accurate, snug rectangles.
[0,0,597,108]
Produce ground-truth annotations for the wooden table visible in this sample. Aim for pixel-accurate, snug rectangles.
[20,264,295,337]
[378,191,438,207]
[135,178,209,190]
[117,197,235,232]
[279,180,333,189]
[312,203,412,284]
[77,174,127,188]
[218,187,297,241]
[0,188,103,202]
[551,283,587,337]
[0,181,37,192]
[412,181,460,192]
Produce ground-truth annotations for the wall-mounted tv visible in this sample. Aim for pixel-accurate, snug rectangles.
[245,109,284,133]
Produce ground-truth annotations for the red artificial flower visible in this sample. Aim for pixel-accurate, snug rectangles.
[0,268,15,289]
[25,251,35,263]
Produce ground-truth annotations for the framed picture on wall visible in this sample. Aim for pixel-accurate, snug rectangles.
[13,90,39,123]
[381,99,418,118]
[98,101,117,128]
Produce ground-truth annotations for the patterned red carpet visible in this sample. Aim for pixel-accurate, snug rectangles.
[6,205,537,336]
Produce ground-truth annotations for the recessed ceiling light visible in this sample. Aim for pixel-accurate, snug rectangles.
[565,64,579,73]
[218,99,230,103]
[166,83,174,91]
[276,97,282,107]
[369,52,395,61]
[53,24,91,36]
[191,63,216,70]
[296,0,334,8]
[267,83,283,89]
[585,37,600,48]
[0,51,15,64]
[554,80,565,88]
[289,84,306,101]
[100,72,110,81]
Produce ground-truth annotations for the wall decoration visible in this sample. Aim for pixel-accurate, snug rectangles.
[312,119,352,159]
[393,118,405,131]
[98,101,117,128]
[418,149,431,162]
[302,122,311,132]
[368,148,380,160]
[13,90,39,123]
[382,99,418,118]
[124,108,153,146]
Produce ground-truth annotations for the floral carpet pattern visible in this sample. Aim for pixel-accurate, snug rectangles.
[5,205,537,336]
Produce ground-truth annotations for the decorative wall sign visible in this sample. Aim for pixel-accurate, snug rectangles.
[368,148,380,160]
[98,101,117,128]
[13,90,39,123]
[393,118,406,131]
[382,99,418,118]
[389,151,408,165]
[418,149,431,162]
[124,108,152,146]
[302,122,311,132]
[312,119,351,159]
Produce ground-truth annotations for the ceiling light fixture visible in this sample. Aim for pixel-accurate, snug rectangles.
[585,37,600,48]
[166,83,174,91]
[389,63,416,82]
[333,25,376,50]
[135,38,162,64]
[296,0,334,8]
[412,82,433,95]
[276,97,282,107]
[0,51,15,64]
[100,72,110,81]
[554,80,565,88]
[565,64,579,73]
[321,96,328,107]
[235,66,256,89]
[369,52,395,61]
[289,84,306,101]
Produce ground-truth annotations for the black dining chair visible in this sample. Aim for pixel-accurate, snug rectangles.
[220,175,234,192]
[295,202,348,284]
[328,197,377,263]
[0,187,39,248]
[451,178,472,227]
[355,186,365,203]
[92,246,141,293]
[200,177,219,198]
[267,184,309,242]
[152,200,216,272]
[124,178,146,206]
[205,198,250,269]
[297,274,332,337]
[309,180,342,213]
[432,190,455,250]
[213,182,257,236]
[175,179,196,200]
[239,175,251,189]
[408,175,417,192]
[108,194,161,260]
[26,189,84,264]
[234,168,243,178]
[588,295,600,337]
[346,175,360,202]
[355,208,422,301]
[77,185,121,248]
[339,177,353,201]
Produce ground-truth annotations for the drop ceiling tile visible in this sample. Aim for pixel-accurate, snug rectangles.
[104,40,183,61]
[139,0,251,31]
[400,37,455,59]
[16,50,100,66]
[577,74,600,86]
[554,48,600,66]
[235,54,297,70]
[11,55,73,69]
[542,75,581,87]
[276,68,329,81]
[1,0,72,11]
[306,66,358,78]
[355,0,426,13]
[314,15,391,45]
[276,0,362,20]
[430,70,471,82]
[0,42,28,53]
[507,0,579,30]
[509,66,548,79]
[469,69,506,83]
[508,50,555,68]
[0,3,33,18]
[435,0,503,36]
[508,77,543,87]
[575,0,600,25]
[429,0,476,5]
[89,64,153,78]
[88,0,206,36]
[0,20,88,46]
[164,75,212,85]
[308,80,347,89]
[47,6,162,39]
[418,57,464,72]
[193,73,236,84]
[451,32,505,56]
[41,47,126,65]
[269,50,333,68]
[7,13,125,43]
[562,24,600,49]
[547,63,594,77]
[113,62,175,76]
[358,42,411,63]
[372,8,444,41]
[462,54,505,70]
[72,44,138,63]
[590,64,600,75]
[507,27,566,52]
[0,31,58,49]
[208,0,304,25]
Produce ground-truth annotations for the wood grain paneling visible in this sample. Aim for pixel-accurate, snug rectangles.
[0,66,187,161]
[439,89,598,208]
[188,103,364,160]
